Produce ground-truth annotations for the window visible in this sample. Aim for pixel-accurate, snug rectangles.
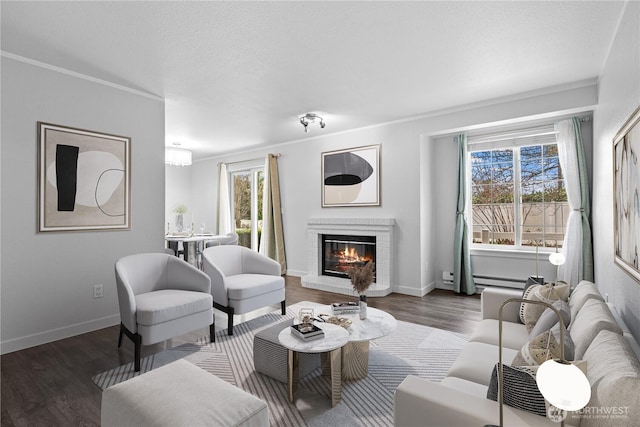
[229,163,264,250]
[469,127,568,249]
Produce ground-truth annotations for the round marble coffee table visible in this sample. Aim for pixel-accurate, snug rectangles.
[339,306,397,380]
[278,322,349,407]
[290,303,397,381]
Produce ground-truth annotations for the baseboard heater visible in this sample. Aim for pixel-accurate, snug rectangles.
[441,271,526,290]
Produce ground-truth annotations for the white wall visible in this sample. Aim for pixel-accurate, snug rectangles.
[190,83,598,297]
[165,165,193,232]
[592,1,640,340]
[0,57,165,353]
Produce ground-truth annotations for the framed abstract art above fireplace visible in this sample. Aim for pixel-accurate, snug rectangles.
[37,122,131,232]
[613,106,640,282]
[321,144,380,207]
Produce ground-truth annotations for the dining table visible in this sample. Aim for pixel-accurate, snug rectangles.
[165,234,226,268]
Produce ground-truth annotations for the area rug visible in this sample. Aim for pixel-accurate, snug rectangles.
[93,302,468,426]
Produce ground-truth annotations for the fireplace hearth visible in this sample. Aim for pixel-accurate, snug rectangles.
[321,234,376,281]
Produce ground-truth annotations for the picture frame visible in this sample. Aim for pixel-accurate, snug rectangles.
[613,105,640,282]
[321,144,380,207]
[38,122,131,232]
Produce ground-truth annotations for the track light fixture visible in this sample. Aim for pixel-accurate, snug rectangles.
[299,113,326,133]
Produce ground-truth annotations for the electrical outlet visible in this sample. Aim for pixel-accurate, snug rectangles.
[93,284,104,299]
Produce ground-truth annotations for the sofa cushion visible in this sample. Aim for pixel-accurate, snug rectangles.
[446,342,518,386]
[530,300,571,338]
[581,330,640,427]
[226,274,285,300]
[523,283,570,333]
[440,376,488,398]
[512,324,574,366]
[469,319,530,350]
[569,299,622,359]
[487,364,547,417]
[568,281,604,321]
[135,290,213,326]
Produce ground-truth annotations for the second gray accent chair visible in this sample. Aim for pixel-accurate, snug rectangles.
[202,245,285,335]
[115,253,215,371]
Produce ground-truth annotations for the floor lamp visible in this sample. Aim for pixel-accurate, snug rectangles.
[494,298,591,427]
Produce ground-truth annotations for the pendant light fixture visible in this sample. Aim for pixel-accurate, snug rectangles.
[165,142,192,166]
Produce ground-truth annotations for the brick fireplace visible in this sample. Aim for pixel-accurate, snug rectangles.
[301,218,395,296]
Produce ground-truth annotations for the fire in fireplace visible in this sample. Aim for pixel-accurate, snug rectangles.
[321,234,376,281]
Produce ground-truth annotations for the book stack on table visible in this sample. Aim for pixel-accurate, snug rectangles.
[290,323,325,341]
[331,302,360,315]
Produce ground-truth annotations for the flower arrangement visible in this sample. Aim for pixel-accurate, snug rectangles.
[347,261,375,294]
[172,204,187,215]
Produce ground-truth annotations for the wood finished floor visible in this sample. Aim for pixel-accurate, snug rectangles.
[1,277,480,427]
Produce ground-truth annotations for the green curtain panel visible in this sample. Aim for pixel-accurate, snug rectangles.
[453,134,476,295]
[573,117,594,282]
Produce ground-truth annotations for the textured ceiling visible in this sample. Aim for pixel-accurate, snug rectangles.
[1,1,624,159]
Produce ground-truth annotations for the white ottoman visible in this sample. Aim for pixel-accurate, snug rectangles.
[101,359,268,427]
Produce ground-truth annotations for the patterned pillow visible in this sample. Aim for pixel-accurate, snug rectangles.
[487,364,547,417]
[523,283,570,333]
[519,284,540,324]
[488,361,588,422]
[512,324,574,366]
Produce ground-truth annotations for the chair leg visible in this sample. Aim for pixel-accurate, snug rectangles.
[213,303,235,336]
[118,323,124,348]
[118,323,143,372]
[227,307,234,335]
[210,322,215,343]
[133,333,142,372]
[281,300,286,315]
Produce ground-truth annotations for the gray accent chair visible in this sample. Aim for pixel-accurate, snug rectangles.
[115,253,215,371]
[202,245,285,336]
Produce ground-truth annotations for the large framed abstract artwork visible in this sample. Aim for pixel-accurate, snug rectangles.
[321,144,380,207]
[613,106,640,282]
[38,122,131,232]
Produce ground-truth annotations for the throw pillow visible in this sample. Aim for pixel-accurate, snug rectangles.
[529,300,571,338]
[519,284,540,324]
[512,324,574,366]
[487,364,547,417]
[487,361,588,422]
[523,283,570,333]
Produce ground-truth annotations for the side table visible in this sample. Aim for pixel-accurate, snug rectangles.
[278,323,349,407]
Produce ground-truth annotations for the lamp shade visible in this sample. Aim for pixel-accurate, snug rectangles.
[165,148,192,166]
[549,252,566,266]
[536,359,591,411]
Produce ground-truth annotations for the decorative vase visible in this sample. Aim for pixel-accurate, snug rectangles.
[175,214,184,232]
[359,294,367,320]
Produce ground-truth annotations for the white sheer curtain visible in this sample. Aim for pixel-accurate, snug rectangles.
[555,118,592,285]
[217,162,232,235]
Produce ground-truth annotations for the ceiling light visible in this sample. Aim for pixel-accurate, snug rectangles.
[299,113,326,133]
[165,143,192,166]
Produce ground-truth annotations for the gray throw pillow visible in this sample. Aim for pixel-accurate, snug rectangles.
[529,300,571,338]
[487,364,547,417]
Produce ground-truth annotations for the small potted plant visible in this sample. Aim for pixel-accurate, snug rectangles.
[347,261,375,320]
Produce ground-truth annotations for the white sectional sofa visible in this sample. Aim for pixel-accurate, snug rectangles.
[395,281,640,427]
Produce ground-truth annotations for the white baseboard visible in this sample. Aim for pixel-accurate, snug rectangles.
[285,269,305,277]
[0,314,120,355]
[394,281,436,297]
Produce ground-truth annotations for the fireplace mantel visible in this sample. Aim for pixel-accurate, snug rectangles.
[301,218,395,297]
